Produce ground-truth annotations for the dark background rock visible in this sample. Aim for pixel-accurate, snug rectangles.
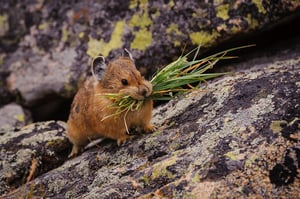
[0,71,15,106]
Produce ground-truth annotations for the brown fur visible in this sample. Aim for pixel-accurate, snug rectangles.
[67,56,154,157]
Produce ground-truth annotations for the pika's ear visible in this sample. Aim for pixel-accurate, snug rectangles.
[124,48,134,61]
[91,56,106,81]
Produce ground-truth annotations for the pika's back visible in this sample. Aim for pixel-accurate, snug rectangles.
[68,77,95,125]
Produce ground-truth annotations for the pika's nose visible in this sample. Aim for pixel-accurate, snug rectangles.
[141,88,148,97]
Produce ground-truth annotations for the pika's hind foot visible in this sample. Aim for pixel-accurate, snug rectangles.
[117,135,131,146]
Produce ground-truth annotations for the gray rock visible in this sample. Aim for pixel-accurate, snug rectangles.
[0,103,31,130]
[0,121,71,196]
[6,48,77,106]
[1,42,300,198]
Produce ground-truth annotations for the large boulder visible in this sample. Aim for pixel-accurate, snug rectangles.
[1,40,300,198]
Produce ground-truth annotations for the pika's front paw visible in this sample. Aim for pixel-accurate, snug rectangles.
[68,145,83,158]
[144,124,157,133]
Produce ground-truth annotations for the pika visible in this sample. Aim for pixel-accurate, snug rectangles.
[67,50,154,157]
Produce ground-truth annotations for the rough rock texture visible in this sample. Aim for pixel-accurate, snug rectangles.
[1,42,300,198]
[1,1,300,198]
[0,103,31,130]
[0,121,71,196]
[1,0,300,111]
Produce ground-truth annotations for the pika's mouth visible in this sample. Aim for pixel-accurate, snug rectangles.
[120,88,150,101]
[120,82,152,101]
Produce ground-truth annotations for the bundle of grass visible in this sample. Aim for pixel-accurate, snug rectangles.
[103,45,254,119]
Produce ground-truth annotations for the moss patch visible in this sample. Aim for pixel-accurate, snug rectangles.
[87,37,101,58]
[166,23,181,35]
[216,4,230,20]
[270,120,287,133]
[128,0,155,51]
[38,22,48,30]
[129,0,148,9]
[61,27,69,43]
[129,0,138,9]
[252,0,266,14]
[14,114,25,122]
[130,28,152,51]
[191,172,201,183]
[166,23,182,46]
[246,14,259,30]
[129,12,152,28]
[129,8,153,51]
[151,156,177,180]
[0,14,9,36]
[87,20,125,57]
[189,30,220,46]
[78,32,85,39]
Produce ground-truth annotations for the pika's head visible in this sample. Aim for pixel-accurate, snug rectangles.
[91,50,152,100]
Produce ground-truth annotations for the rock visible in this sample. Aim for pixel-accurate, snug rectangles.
[0,121,71,196]
[1,0,300,109]
[6,47,78,106]
[1,41,300,198]
[0,103,31,130]
[1,1,300,197]
[0,71,14,106]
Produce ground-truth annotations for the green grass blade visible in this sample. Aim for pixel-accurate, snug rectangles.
[100,44,255,115]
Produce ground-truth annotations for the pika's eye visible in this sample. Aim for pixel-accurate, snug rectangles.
[121,79,128,86]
